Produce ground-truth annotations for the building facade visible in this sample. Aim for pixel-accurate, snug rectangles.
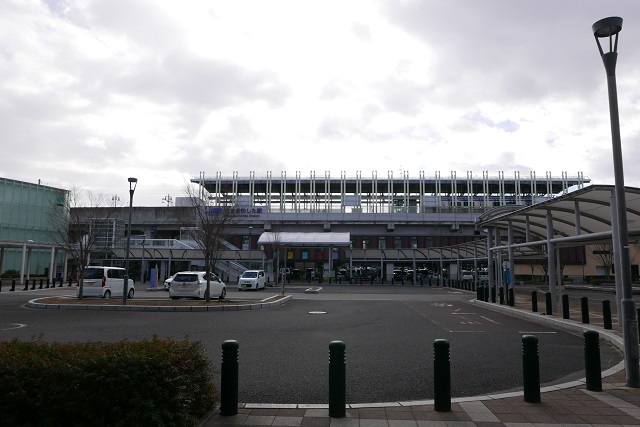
[0,178,68,277]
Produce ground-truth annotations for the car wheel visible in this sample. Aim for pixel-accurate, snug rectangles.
[219,287,226,300]
[171,296,179,300]
[128,288,135,299]
[103,290,111,299]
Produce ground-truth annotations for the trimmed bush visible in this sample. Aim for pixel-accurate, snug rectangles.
[0,336,217,427]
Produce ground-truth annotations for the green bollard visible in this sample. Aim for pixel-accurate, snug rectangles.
[433,339,451,412]
[220,340,239,416]
[584,330,602,392]
[603,300,612,330]
[581,297,590,324]
[329,341,346,418]
[522,335,540,403]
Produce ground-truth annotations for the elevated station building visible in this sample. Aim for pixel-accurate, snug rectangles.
[97,170,589,283]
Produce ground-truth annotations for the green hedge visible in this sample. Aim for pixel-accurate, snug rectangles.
[0,336,217,427]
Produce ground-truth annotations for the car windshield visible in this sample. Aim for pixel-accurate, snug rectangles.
[173,273,198,282]
[83,268,104,279]
[242,271,257,278]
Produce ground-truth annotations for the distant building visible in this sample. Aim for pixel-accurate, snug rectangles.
[0,178,68,277]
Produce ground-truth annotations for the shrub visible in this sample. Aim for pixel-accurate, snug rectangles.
[1,269,20,278]
[0,336,217,427]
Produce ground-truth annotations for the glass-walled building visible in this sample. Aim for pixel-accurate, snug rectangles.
[0,178,68,276]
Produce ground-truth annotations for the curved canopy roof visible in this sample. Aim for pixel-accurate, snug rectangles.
[476,184,640,248]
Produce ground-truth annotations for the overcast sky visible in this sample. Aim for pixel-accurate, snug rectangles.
[1,0,639,206]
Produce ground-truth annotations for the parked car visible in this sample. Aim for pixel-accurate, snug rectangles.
[163,273,177,291]
[169,271,226,300]
[238,269,266,290]
[460,270,474,281]
[78,266,135,299]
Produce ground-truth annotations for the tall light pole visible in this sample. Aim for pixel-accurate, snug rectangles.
[248,226,253,270]
[592,16,639,387]
[122,177,137,305]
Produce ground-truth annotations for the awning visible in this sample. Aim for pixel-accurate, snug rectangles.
[257,232,351,246]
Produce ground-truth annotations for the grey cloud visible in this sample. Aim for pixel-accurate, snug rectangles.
[383,0,640,107]
[351,22,372,41]
[372,76,431,115]
[463,112,519,133]
[114,52,292,109]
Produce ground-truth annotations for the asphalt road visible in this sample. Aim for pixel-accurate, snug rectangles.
[0,284,623,405]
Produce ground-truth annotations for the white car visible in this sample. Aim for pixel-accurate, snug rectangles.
[169,271,226,300]
[163,273,177,291]
[238,270,266,290]
[78,266,135,299]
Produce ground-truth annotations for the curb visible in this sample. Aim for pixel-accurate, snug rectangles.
[25,295,293,312]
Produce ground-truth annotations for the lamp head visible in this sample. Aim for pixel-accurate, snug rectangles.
[592,17,622,37]
[128,177,138,195]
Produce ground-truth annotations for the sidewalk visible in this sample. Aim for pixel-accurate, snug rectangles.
[202,291,640,427]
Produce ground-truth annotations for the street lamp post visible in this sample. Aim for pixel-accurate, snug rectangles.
[592,16,639,387]
[123,177,137,305]
[248,226,253,270]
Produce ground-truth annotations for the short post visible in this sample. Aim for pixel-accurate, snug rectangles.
[499,287,504,305]
[433,339,451,412]
[602,300,612,330]
[562,294,570,319]
[522,335,540,403]
[23,279,28,291]
[329,341,346,418]
[11,279,16,291]
[637,307,640,341]
[545,292,552,315]
[531,291,538,312]
[46,277,50,288]
[220,340,239,416]
[584,330,602,392]
[491,286,496,303]
[581,297,590,324]
[0,279,2,292]
[509,288,515,307]
[39,279,43,289]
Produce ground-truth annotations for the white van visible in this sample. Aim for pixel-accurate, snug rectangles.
[238,270,266,290]
[78,266,135,299]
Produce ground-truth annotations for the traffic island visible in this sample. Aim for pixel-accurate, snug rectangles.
[25,294,293,312]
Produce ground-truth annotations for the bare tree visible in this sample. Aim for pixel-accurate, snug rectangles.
[48,188,118,299]
[178,184,235,302]
[591,243,614,279]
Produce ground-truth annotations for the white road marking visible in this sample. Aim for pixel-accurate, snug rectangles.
[449,330,484,333]
[309,311,326,314]
[480,316,500,324]
[518,331,557,334]
[0,323,27,331]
